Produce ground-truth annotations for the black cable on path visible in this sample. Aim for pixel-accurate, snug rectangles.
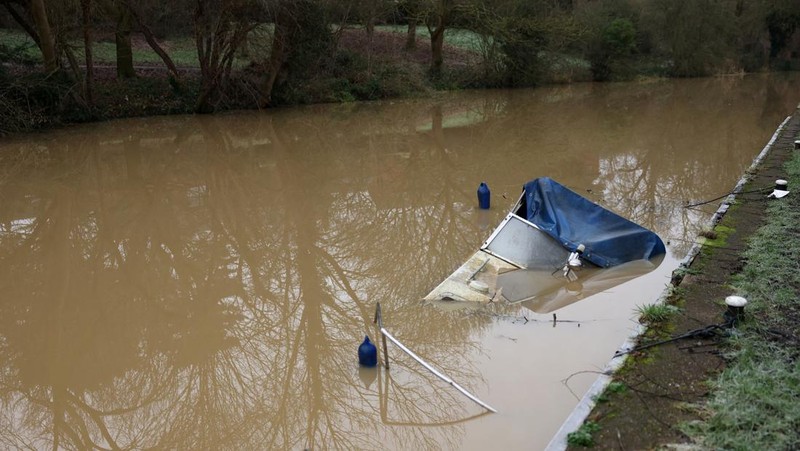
[683,187,770,209]
[613,322,730,358]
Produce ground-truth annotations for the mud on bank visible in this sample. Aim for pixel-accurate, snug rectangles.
[565,108,800,449]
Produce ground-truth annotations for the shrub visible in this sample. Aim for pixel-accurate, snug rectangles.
[0,72,71,135]
[567,421,601,447]
[577,1,640,81]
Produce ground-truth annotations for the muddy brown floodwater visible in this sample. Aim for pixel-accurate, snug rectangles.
[1,73,799,450]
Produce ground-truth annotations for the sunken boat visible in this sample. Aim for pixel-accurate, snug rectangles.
[423,177,666,312]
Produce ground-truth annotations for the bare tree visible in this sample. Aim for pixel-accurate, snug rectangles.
[81,0,93,104]
[93,0,137,78]
[398,0,422,49]
[418,0,477,76]
[260,0,293,106]
[29,0,59,72]
[1,1,42,50]
[119,0,181,81]
[259,0,333,107]
[426,0,453,76]
[351,0,393,38]
[194,0,258,112]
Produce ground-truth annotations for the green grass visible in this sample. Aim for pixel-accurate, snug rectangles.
[683,342,800,450]
[594,380,628,404]
[1,25,480,68]
[0,29,40,63]
[682,149,800,449]
[70,36,200,66]
[106,37,197,66]
[607,381,628,394]
[567,421,601,447]
[698,224,735,248]
[635,303,680,325]
[0,29,223,67]
[376,25,485,52]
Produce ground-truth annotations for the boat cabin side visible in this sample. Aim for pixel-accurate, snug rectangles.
[423,194,572,304]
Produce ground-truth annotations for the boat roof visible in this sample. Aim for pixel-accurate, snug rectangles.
[521,177,666,268]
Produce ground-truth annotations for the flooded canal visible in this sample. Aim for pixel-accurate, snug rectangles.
[1,73,798,450]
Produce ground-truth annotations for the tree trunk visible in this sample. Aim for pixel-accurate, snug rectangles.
[260,2,294,107]
[193,0,214,112]
[4,3,41,48]
[260,20,288,107]
[81,0,94,105]
[430,25,445,76]
[29,0,58,73]
[427,0,450,77]
[115,7,136,78]
[193,0,252,112]
[366,16,374,38]
[405,19,417,50]
[115,1,180,82]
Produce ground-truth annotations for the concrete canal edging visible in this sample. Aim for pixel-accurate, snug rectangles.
[545,112,797,450]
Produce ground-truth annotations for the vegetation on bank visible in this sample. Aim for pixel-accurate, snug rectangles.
[682,145,800,448]
[1,0,799,136]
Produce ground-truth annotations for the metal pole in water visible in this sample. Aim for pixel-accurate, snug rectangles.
[374,302,390,369]
[373,304,497,413]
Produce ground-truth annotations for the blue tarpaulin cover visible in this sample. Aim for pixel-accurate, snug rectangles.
[523,177,666,268]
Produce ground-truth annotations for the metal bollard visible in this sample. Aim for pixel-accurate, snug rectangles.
[724,296,747,326]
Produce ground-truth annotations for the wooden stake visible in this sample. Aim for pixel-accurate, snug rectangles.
[374,302,390,369]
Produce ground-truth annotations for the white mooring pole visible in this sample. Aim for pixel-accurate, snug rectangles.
[373,302,497,413]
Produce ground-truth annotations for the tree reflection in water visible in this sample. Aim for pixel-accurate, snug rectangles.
[0,107,491,449]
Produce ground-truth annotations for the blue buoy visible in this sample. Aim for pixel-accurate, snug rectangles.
[358,335,377,367]
[477,182,491,209]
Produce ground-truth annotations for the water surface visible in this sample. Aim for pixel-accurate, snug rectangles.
[1,73,798,450]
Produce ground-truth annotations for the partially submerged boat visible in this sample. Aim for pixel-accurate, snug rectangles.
[423,177,666,312]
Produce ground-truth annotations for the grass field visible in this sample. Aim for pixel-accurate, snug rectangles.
[0,29,200,67]
[90,36,199,66]
[376,25,485,52]
[0,25,484,68]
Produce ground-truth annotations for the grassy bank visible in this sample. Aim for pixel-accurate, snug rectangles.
[683,147,800,449]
